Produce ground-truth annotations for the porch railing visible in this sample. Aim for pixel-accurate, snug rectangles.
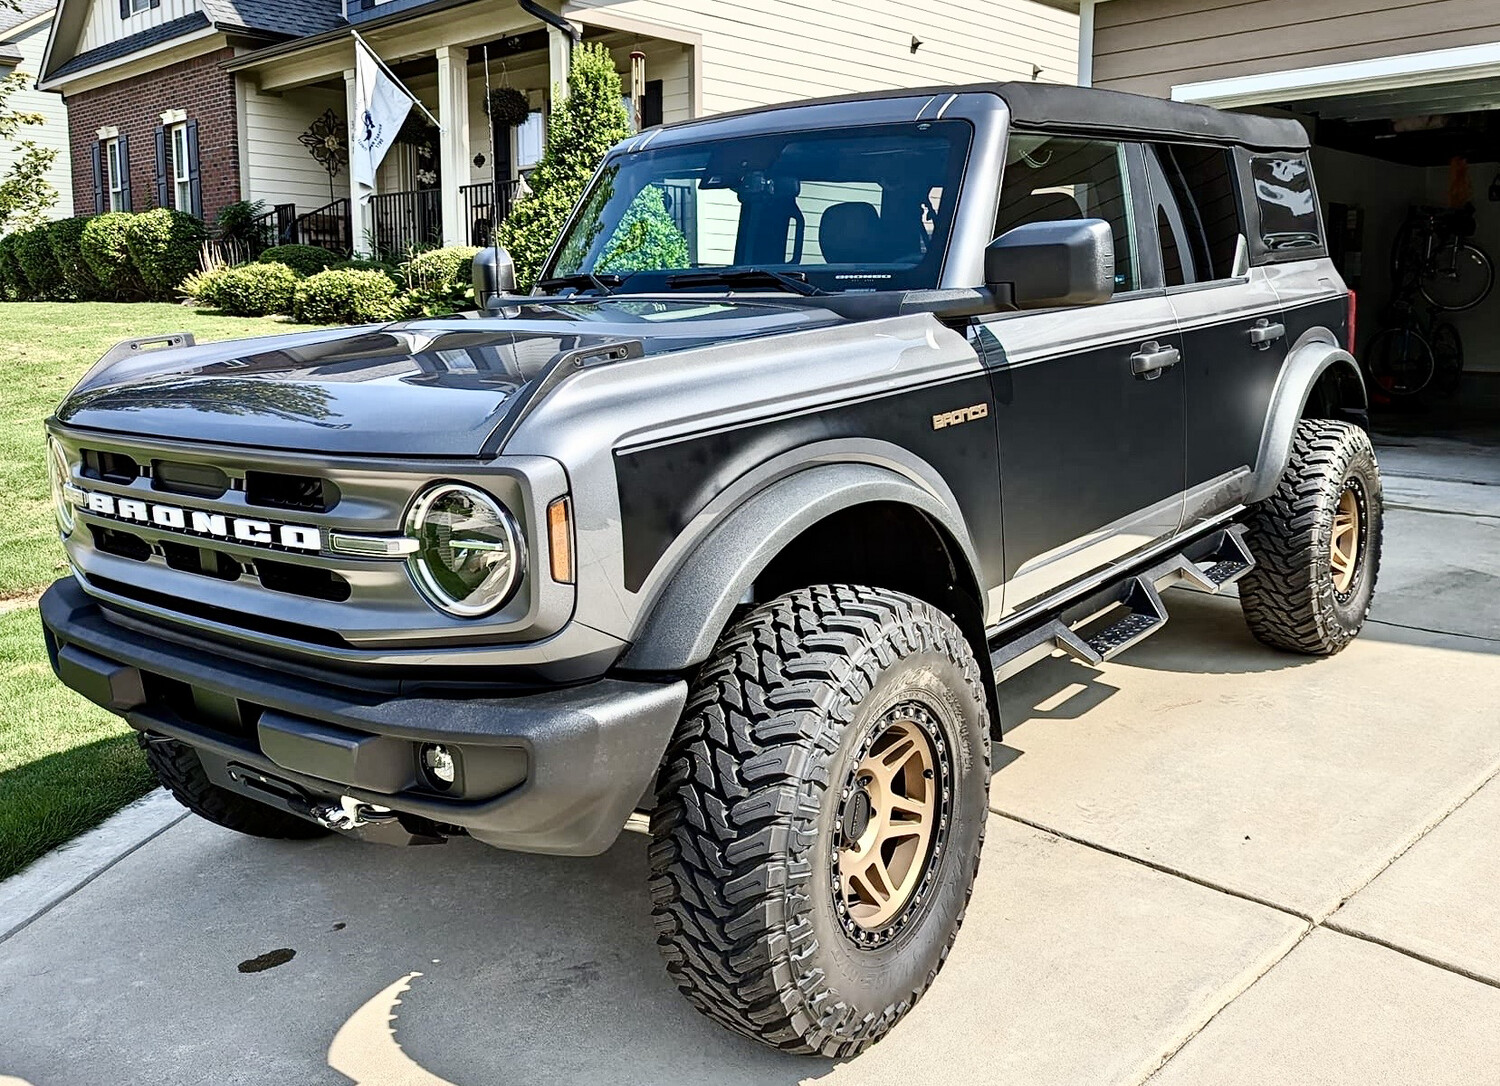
[249,203,297,256]
[370,189,442,260]
[292,199,353,256]
[459,180,522,248]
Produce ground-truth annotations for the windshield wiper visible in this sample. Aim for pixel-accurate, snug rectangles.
[666,269,824,296]
[536,272,623,296]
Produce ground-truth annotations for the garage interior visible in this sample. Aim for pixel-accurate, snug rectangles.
[1257,80,1500,443]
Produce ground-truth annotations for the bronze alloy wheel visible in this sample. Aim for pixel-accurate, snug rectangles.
[1330,483,1364,596]
[834,703,952,947]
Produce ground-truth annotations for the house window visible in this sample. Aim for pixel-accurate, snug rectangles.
[169,124,191,211]
[104,138,125,211]
[516,110,544,171]
[129,0,153,12]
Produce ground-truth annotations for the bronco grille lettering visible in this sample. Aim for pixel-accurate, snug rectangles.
[80,489,322,552]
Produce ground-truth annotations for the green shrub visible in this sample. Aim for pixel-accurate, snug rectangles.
[80,212,143,298]
[0,233,26,299]
[401,245,480,311]
[496,42,631,288]
[14,225,63,299]
[125,208,206,299]
[177,265,228,305]
[332,257,401,283]
[199,261,298,316]
[293,267,398,324]
[259,244,340,277]
[47,216,99,298]
[216,199,270,253]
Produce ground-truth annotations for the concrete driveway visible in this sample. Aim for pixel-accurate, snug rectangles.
[3,434,1498,1086]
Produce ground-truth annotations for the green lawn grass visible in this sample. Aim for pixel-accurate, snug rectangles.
[0,303,324,879]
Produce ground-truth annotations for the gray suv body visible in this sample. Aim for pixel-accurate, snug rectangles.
[40,83,1380,1056]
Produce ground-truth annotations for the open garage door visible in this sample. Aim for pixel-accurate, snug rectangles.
[1175,50,1500,442]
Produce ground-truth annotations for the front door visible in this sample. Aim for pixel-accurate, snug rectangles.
[978,135,1186,617]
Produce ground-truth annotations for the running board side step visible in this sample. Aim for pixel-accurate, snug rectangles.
[990,525,1254,684]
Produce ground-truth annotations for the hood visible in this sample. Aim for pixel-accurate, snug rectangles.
[54,300,846,456]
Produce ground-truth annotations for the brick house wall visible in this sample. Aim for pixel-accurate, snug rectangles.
[65,47,240,221]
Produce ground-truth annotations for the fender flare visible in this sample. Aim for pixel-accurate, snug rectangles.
[1245,330,1367,505]
[618,462,985,672]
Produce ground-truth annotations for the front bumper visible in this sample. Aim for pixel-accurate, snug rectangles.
[41,578,687,856]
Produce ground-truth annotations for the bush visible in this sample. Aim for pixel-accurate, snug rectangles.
[401,245,479,311]
[14,224,63,299]
[259,244,340,277]
[80,212,143,298]
[125,208,206,299]
[216,199,270,255]
[496,42,631,288]
[0,232,26,299]
[47,216,99,298]
[177,265,228,305]
[199,261,299,316]
[332,257,401,283]
[293,267,399,324]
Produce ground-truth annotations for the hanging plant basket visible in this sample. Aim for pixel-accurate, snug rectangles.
[395,111,437,147]
[485,87,531,127]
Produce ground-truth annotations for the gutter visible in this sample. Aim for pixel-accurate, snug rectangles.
[518,0,579,44]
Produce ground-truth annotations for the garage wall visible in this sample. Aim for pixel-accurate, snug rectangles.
[1093,0,1500,98]
[1424,167,1500,372]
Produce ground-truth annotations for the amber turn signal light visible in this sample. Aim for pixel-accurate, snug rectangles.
[547,497,574,583]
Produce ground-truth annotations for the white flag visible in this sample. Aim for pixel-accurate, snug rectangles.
[351,37,413,191]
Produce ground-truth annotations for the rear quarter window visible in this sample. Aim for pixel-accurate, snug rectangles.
[1250,153,1321,254]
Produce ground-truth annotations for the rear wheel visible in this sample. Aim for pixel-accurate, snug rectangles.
[140,734,330,839]
[1365,326,1434,399]
[648,585,990,1057]
[1238,419,1382,655]
[1420,241,1493,312]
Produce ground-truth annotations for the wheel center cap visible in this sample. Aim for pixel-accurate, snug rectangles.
[840,788,873,848]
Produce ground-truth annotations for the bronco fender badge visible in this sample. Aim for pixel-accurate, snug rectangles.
[77,488,322,551]
[932,403,989,430]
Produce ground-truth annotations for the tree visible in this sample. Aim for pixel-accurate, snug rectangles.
[495,42,631,288]
[0,71,57,234]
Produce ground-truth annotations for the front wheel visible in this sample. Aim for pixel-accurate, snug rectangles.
[648,585,991,1057]
[1238,419,1383,655]
[1420,241,1494,312]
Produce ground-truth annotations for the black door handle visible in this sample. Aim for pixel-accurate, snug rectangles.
[1249,318,1286,348]
[1131,341,1180,379]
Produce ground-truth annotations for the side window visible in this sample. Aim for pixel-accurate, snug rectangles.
[997,133,1140,293]
[1249,152,1320,253]
[1154,145,1243,281]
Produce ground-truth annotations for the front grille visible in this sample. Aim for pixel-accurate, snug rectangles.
[161,540,241,581]
[82,449,140,484]
[91,524,151,562]
[152,459,230,499]
[245,470,340,513]
[91,575,354,647]
[255,558,350,602]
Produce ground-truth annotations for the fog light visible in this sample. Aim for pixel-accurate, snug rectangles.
[421,744,456,787]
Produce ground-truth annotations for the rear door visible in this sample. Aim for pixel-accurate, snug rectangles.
[1145,143,1288,522]
[976,134,1186,617]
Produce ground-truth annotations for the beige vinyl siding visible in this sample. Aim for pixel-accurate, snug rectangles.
[77,0,202,54]
[1093,0,1500,98]
[566,0,1079,114]
[2,19,72,220]
[241,81,347,214]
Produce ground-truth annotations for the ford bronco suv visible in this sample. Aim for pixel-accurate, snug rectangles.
[41,83,1379,1057]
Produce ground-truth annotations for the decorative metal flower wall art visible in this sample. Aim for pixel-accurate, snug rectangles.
[300,109,349,198]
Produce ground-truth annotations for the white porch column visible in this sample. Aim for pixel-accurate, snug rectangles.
[436,45,471,247]
[344,67,371,256]
[547,25,571,104]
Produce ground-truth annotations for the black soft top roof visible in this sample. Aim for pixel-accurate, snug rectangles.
[664,82,1309,152]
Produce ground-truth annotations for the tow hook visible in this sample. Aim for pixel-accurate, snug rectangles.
[311,796,397,831]
[310,795,447,846]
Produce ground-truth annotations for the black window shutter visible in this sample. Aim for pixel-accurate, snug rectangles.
[118,0,129,17]
[90,142,104,213]
[643,80,663,128]
[186,120,202,218]
[117,131,131,210]
[154,125,168,207]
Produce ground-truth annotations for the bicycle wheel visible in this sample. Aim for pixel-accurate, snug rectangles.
[1366,326,1435,398]
[1429,320,1465,399]
[1420,242,1494,311]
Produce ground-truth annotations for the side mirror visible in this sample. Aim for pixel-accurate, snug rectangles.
[985,219,1115,309]
[472,247,517,311]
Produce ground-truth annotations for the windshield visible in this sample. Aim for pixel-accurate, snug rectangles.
[546,120,972,294]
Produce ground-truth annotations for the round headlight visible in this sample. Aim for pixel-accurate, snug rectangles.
[47,438,74,536]
[406,483,525,617]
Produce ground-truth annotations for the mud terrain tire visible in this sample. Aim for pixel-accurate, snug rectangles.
[1239,419,1383,655]
[648,585,991,1057]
